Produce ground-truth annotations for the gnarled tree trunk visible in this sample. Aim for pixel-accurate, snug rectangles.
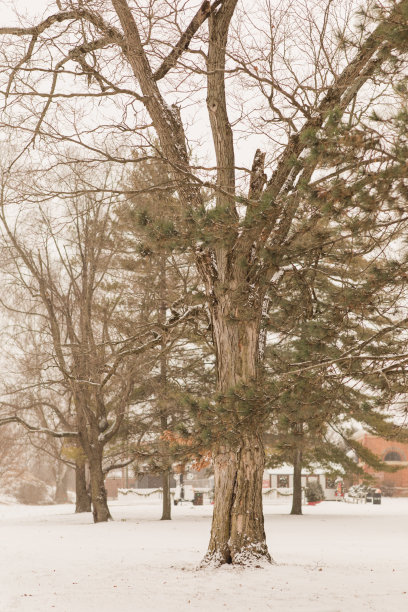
[202,301,271,566]
[204,431,269,565]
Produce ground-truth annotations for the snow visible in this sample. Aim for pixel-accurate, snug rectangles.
[1,499,408,611]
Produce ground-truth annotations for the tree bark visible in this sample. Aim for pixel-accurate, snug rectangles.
[75,462,91,513]
[161,468,171,520]
[75,400,112,522]
[158,254,171,521]
[202,304,271,566]
[290,449,303,515]
[89,449,112,522]
[203,431,269,565]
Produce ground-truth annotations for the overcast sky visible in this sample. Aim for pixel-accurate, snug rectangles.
[2,0,265,177]
[3,0,50,22]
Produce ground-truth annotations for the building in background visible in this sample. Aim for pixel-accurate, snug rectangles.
[355,432,408,496]
[105,467,193,499]
[263,465,341,501]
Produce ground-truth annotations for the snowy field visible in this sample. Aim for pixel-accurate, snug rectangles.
[1,498,408,612]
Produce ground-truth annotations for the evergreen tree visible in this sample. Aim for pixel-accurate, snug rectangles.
[111,155,213,519]
[263,102,408,514]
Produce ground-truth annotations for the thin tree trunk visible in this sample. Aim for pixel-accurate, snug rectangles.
[158,253,171,521]
[76,402,111,521]
[75,462,91,513]
[291,448,303,515]
[161,468,171,520]
[89,451,112,522]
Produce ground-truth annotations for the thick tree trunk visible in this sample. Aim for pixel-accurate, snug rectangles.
[161,469,171,520]
[202,305,271,566]
[290,449,303,515]
[89,450,111,523]
[75,462,91,513]
[203,432,270,566]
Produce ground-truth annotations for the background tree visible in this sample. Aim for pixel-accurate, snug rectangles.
[0,424,27,495]
[0,157,205,520]
[113,154,212,519]
[0,166,145,521]
[262,101,408,514]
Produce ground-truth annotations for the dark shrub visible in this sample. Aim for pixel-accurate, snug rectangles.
[305,480,324,502]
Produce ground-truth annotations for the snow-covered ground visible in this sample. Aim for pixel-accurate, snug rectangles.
[1,498,408,612]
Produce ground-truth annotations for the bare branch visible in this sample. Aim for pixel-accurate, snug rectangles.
[0,415,78,438]
[153,1,220,81]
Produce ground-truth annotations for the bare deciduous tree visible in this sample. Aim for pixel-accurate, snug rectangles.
[0,171,146,521]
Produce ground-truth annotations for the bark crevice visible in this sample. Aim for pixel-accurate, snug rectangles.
[202,432,272,567]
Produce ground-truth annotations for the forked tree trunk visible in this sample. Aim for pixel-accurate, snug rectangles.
[89,449,112,523]
[202,304,271,566]
[291,448,303,515]
[75,462,91,513]
[161,469,171,520]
